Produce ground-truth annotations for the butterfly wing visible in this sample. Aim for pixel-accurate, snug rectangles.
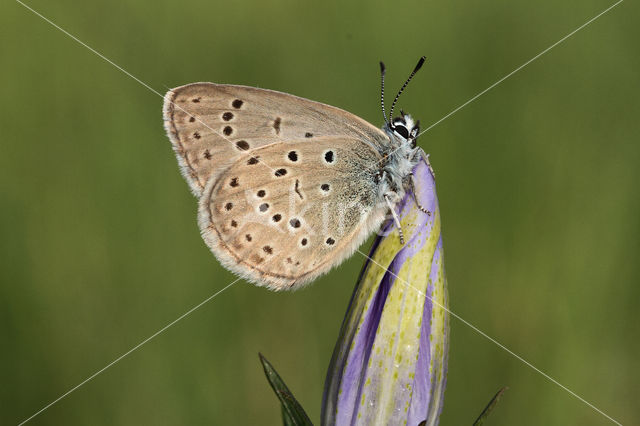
[198,136,388,290]
[163,83,389,196]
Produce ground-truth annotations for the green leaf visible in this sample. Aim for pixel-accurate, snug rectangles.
[282,405,296,426]
[473,387,508,426]
[259,353,313,426]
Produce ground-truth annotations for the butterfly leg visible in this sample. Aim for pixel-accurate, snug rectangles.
[384,193,405,245]
[415,147,436,177]
[410,174,431,216]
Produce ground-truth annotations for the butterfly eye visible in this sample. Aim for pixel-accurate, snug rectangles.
[394,125,409,139]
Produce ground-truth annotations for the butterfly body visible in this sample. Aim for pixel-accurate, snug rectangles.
[163,69,424,290]
[379,114,422,201]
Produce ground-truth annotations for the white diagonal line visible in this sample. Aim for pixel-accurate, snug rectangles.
[368,0,623,191]
[417,0,624,138]
[14,0,279,175]
[14,2,250,423]
[356,249,622,425]
[14,0,626,424]
[17,279,239,425]
[15,0,158,105]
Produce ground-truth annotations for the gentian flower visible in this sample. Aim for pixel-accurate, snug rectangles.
[322,157,449,426]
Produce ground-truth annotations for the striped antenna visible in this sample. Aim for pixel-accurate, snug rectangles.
[388,56,426,121]
[379,61,388,125]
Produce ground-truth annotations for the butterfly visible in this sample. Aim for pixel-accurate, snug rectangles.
[162,57,431,290]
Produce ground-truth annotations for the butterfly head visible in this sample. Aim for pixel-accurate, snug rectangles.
[388,111,420,148]
[379,56,425,148]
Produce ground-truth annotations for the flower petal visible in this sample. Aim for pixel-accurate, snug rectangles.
[322,158,449,426]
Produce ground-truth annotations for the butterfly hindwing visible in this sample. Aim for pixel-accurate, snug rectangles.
[197,137,388,290]
[163,83,389,197]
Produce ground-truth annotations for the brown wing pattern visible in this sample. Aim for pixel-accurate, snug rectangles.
[163,83,389,196]
[197,137,387,290]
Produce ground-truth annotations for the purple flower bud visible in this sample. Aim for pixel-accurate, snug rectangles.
[322,157,449,426]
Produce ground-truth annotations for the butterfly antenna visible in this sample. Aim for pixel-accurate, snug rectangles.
[388,56,426,121]
[380,61,389,125]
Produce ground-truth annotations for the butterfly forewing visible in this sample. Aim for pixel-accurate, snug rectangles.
[198,137,387,290]
[163,83,389,196]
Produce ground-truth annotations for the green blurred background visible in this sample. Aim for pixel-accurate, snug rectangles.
[2,0,638,424]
